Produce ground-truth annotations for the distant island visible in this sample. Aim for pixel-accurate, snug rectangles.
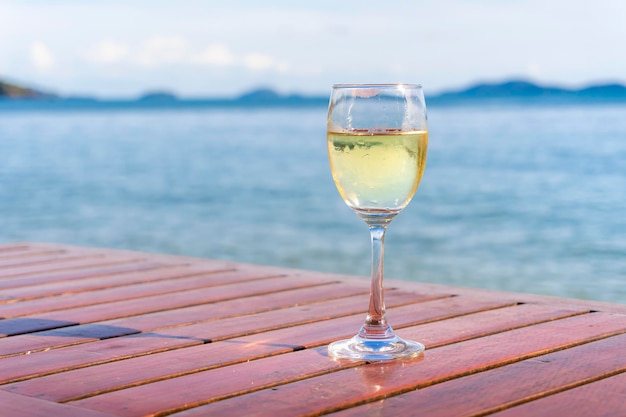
[0,79,55,99]
[428,79,626,104]
[2,78,626,109]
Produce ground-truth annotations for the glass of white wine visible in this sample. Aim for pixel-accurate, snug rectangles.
[327,84,428,361]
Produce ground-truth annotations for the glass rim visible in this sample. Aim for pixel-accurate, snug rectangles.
[332,83,422,89]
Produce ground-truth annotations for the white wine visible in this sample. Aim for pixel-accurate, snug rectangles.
[326,85,428,361]
[327,129,428,213]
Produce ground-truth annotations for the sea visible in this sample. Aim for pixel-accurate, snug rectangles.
[0,100,625,304]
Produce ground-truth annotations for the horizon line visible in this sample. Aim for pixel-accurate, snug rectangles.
[3,76,626,102]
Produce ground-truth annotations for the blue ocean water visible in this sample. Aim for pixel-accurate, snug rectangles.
[0,103,625,303]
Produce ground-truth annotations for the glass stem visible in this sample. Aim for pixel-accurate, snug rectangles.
[359,225,394,339]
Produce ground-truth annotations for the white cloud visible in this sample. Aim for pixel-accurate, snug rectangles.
[81,35,291,77]
[275,62,291,74]
[1,1,625,97]
[136,36,190,67]
[526,62,543,81]
[244,53,273,70]
[193,44,235,67]
[244,52,289,73]
[30,41,54,70]
[88,41,129,64]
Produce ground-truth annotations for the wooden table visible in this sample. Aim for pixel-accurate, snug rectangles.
[1,242,625,417]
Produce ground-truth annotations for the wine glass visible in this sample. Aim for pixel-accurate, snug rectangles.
[327,84,428,361]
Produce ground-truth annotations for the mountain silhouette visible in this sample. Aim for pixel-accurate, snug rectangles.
[0,79,54,98]
[431,79,626,102]
[2,78,626,106]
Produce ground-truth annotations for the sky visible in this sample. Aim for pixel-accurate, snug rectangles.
[1,0,625,99]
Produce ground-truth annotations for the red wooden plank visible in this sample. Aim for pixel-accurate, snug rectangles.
[1,243,624,417]
[0,261,169,290]
[9,296,511,403]
[0,300,572,357]
[0,323,140,358]
[68,331,626,417]
[0,243,32,254]
[0,248,65,260]
[488,371,626,417]
[0,269,285,318]
[0,256,146,279]
[0,334,91,359]
[0,333,203,384]
[23,276,336,324]
[159,313,626,417]
[0,283,370,357]
[0,338,297,403]
[71,348,349,416]
[396,303,589,348]
[0,391,117,417]
[328,333,626,416]
[99,282,371,332]
[153,289,444,342]
[0,252,103,268]
[0,264,226,302]
[230,296,516,351]
[53,305,585,416]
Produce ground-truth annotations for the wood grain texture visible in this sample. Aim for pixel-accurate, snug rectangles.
[3,295,502,404]
[0,255,145,279]
[328,333,626,416]
[0,391,117,417]
[488,371,626,417]
[0,243,624,417]
[0,283,369,357]
[62,305,590,416]
[0,269,287,317]
[0,261,167,291]
[0,333,202,384]
[167,313,626,417]
[0,264,231,302]
[16,275,336,324]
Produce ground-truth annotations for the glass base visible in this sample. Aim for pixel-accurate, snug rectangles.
[328,334,425,361]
